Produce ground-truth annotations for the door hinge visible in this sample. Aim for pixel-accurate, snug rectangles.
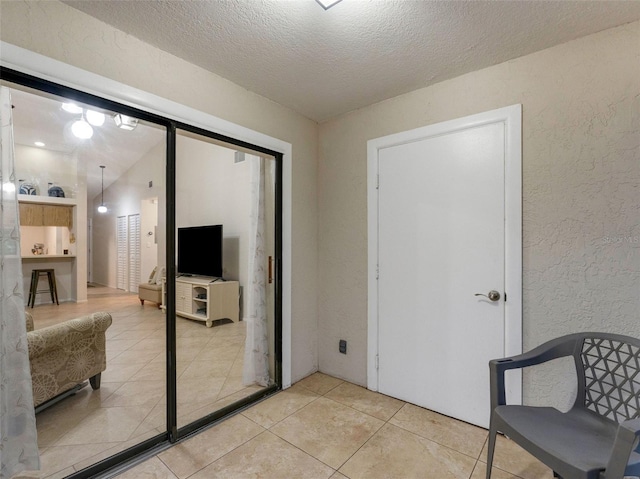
[376,265,379,280]
[375,354,379,370]
[504,292,507,302]
[376,174,380,190]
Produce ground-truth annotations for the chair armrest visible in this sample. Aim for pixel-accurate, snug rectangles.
[605,418,640,479]
[25,312,34,332]
[489,334,581,410]
[27,312,112,359]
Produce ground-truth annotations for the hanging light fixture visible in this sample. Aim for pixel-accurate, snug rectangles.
[71,111,94,139]
[113,113,138,131]
[97,165,107,213]
[86,109,105,126]
[62,102,104,138]
[62,102,83,114]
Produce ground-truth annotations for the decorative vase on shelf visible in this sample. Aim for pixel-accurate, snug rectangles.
[47,182,65,198]
[18,179,37,195]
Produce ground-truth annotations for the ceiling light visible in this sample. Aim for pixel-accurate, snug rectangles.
[86,109,105,126]
[62,102,83,114]
[316,0,342,10]
[113,114,138,131]
[71,118,93,139]
[98,165,107,213]
[34,141,45,147]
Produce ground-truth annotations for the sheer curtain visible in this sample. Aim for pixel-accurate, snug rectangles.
[0,86,40,477]
[242,155,270,387]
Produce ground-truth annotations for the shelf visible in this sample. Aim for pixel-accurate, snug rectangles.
[18,194,77,206]
[22,255,76,261]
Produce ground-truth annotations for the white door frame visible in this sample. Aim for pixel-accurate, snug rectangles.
[1,42,292,388]
[367,105,523,404]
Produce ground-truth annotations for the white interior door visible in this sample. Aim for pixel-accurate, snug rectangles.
[128,214,141,293]
[369,106,522,428]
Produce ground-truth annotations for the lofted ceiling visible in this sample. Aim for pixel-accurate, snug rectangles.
[10,88,165,202]
[62,0,640,122]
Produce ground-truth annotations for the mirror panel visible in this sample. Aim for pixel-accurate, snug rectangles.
[174,129,276,428]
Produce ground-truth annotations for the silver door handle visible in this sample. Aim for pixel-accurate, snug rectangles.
[475,290,501,302]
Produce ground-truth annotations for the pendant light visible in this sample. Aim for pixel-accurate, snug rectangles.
[97,165,107,213]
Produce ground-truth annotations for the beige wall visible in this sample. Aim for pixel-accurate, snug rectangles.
[318,21,640,407]
[175,135,253,316]
[1,0,320,382]
[91,141,165,289]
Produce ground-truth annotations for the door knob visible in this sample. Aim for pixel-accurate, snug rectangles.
[475,290,501,302]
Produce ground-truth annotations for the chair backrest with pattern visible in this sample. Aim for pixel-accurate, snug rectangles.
[574,333,640,424]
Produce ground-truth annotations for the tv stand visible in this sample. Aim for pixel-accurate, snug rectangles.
[174,276,239,327]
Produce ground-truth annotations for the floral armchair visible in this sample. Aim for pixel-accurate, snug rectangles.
[25,311,112,408]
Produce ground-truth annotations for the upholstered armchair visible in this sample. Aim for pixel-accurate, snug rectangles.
[26,311,112,408]
[139,266,164,308]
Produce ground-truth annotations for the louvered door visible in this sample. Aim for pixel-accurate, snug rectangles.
[116,216,127,290]
[128,214,141,293]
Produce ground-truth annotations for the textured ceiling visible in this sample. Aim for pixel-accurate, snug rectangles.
[63,1,640,122]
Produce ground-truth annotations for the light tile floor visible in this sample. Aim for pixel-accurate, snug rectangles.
[115,372,554,479]
[17,285,262,479]
[19,287,552,479]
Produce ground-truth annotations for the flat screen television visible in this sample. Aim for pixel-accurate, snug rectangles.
[177,225,223,278]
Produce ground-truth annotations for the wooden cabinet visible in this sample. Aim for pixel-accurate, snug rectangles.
[44,205,72,227]
[175,281,191,315]
[19,204,73,228]
[175,276,239,327]
[19,203,44,226]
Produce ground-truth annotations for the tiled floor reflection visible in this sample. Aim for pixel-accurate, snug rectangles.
[16,285,261,478]
[116,372,553,479]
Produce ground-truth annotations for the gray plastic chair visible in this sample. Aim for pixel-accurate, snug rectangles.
[487,332,640,479]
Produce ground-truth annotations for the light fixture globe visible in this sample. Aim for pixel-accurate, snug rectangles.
[86,110,105,126]
[62,102,83,114]
[71,119,93,139]
[97,204,107,214]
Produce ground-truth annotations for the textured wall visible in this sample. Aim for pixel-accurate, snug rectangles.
[318,21,640,407]
[1,0,320,382]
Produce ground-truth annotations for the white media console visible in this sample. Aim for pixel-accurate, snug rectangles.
[163,276,239,327]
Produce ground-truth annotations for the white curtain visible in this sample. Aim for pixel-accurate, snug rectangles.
[242,156,270,387]
[0,87,40,478]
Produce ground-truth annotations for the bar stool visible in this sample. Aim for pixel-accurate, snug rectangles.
[28,269,59,308]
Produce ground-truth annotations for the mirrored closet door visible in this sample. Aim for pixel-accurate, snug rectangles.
[174,129,278,430]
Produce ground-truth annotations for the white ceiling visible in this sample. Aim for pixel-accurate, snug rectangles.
[10,88,165,201]
[62,0,640,122]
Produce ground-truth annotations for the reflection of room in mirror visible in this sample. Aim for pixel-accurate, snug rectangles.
[7,81,279,477]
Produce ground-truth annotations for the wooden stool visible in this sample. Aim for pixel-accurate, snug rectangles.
[28,269,59,308]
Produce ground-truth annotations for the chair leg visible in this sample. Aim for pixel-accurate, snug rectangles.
[47,271,55,304]
[89,373,101,390]
[49,271,59,305]
[486,425,497,479]
[140,299,144,305]
[28,271,38,308]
